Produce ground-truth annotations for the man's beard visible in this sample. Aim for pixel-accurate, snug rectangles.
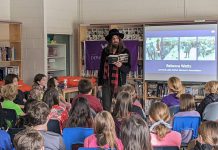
[112,43,119,49]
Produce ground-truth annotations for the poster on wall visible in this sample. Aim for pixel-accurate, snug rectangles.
[85,40,139,71]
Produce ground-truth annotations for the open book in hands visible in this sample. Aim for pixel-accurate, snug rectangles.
[108,53,129,64]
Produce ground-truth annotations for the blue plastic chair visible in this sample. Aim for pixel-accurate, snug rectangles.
[153,146,179,150]
[172,116,201,143]
[63,127,94,150]
[78,148,115,150]
[78,148,99,150]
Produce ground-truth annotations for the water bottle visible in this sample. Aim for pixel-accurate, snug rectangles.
[64,79,68,89]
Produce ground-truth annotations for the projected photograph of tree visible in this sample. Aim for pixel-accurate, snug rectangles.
[145,38,161,60]
[197,36,215,60]
[162,37,179,60]
[180,37,197,60]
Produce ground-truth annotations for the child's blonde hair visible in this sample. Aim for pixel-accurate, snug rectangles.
[1,84,18,100]
[198,121,218,147]
[149,102,171,139]
[204,81,218,94]
[179,93,196,111]
[94,111,117,149]
[167,76,184,98]
[120,84,135,95]
[120,84,137,103]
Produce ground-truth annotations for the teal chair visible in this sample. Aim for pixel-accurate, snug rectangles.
[63,127,94,150]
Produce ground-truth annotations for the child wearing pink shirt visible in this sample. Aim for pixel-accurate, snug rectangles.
[149,102,182,148]
[84,111,123,150]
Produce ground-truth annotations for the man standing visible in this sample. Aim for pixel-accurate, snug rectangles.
[98,29,131,111]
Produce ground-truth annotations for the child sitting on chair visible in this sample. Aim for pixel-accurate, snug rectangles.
[173,94,200,143]
[149,102,182,148]
[174,93,200,117]
[1,84,24,117]
[188,121,218,150]
[71,79,103,113]
[120,84,146,120]
[120,114,152,150]
[162,76,184,107]
[84,111,123,150]
[43,87,69,131]
[65,97,93,128]
[197,81,218,117]
[14,128,44,150]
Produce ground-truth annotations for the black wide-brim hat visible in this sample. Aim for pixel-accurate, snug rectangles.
[105,29,124,41]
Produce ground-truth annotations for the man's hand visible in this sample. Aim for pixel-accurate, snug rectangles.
[113,61,122,68]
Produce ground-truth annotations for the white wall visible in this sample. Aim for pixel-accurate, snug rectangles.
[1,0,218,83]
[0,0,80,83]
[45,0,79,75]
[185,0,218,18]
[10,0,46,84]
[0,0,10,20]
[79,0,218,24]
[45,0,78,34]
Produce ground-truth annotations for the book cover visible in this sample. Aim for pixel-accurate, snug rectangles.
[147,83,158,97]
[108,55,119,64]
[118,53,128,63]
[108,53,128,64]
[185,87,193,94]
[6,66,19,76]
[11,46,15,61]
[6,47,11,61]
